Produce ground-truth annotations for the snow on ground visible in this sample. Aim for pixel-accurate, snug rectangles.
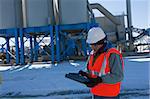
[0,57,149,99]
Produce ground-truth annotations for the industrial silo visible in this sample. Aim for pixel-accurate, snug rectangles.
[0,0,23,29]
[22,0,54,27]
[54,0,89,25]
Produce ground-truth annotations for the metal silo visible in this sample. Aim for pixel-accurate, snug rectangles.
[0,0,23,29]
[23,0,54,27]
[54,0,89,25]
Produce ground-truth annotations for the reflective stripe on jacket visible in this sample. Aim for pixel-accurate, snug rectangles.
[87,48,124,97]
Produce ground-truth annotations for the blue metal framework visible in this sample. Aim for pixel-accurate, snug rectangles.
[55,22,98,62]
[0,28,20,65]
[19,25,54,65]
[0,23,98,64]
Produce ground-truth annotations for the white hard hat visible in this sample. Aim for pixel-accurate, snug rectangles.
[86,27,106,44]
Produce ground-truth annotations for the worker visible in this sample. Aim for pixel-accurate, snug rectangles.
[79,27,124,99]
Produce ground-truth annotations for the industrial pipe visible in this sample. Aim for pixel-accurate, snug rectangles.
[90,3,121,25]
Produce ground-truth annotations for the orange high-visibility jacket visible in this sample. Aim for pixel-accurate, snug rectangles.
[87,48,124,97]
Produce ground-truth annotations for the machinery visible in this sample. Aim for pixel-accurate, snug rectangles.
[0,0,149,65]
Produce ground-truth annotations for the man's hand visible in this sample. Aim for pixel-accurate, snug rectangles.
[85,77,103,88]
[78,70,102,88]
[79,70,89,77]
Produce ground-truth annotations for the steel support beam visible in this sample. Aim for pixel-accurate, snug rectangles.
[6,37,10,63]
[33,35,38,61]
[49,26,55,63]
[20,28,25,65]
[55,25,60,62]
[14,29,19,65]
[126,0,134,51]
[29,36,33,63]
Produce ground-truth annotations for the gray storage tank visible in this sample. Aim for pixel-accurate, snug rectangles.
[0,0,23,29]
[23,0,54,27]
[54,0,89,25]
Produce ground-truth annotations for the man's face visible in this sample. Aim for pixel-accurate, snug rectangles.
[90,44,103,54]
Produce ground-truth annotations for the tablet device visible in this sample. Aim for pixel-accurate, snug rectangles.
[65,73,90,84]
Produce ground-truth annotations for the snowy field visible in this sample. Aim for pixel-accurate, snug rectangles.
[0,56,149,99]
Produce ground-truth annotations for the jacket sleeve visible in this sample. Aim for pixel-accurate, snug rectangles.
[101,53,124,84]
